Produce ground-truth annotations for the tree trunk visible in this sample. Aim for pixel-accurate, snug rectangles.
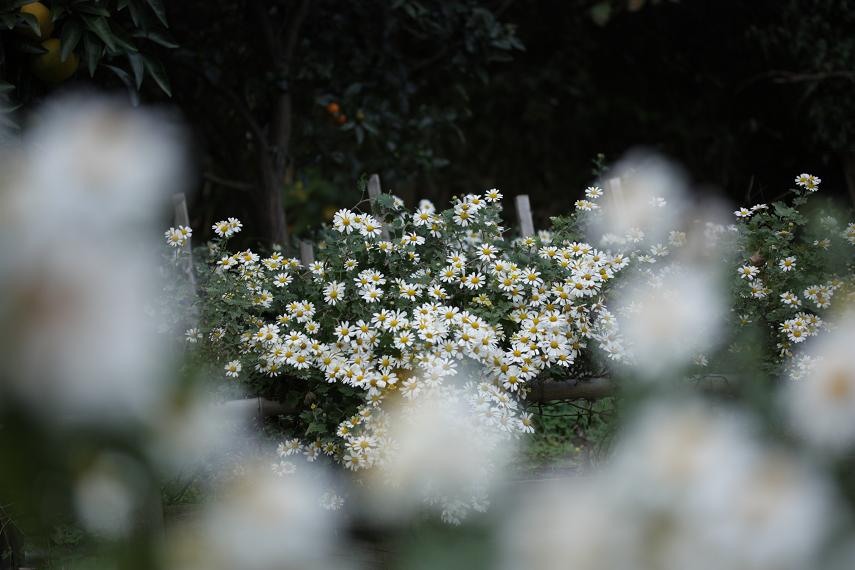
[257,148,289,247]
[249,0,309,249]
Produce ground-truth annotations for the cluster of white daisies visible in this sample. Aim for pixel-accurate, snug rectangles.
[164,225,192,248]
[732,174,854,353]
[166,217,245,248]
[776,282,844,345]
[170,188,634,520]
[161,171,851,522]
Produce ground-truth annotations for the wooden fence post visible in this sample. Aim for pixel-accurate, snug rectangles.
[367,173,391,241]
[515,194,535,238]
[299,240,315,267]
[605,177,625,210]
[172,193,196,289]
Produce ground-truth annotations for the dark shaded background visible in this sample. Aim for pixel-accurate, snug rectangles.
[167,0,853,238]
[437,0,854,217]
[3,0,854,240]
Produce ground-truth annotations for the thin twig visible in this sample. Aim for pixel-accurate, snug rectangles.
[203,172,253,191]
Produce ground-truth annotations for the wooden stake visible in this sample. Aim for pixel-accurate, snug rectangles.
[299,240,315,267]
[515,194,535,238]
[367,173,391,241]
[605,177,625,210]
[172,193,196,289]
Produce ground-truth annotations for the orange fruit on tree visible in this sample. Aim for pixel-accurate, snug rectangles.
[325,102,340,115]
[19,2,54,39]
[32,38,79,84]
[336,114,347,125]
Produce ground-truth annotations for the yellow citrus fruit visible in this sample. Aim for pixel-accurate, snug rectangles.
[19,2,54,39]
[32,38,79,84]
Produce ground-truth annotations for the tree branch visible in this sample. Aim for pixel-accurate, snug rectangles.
[203,172,253,191]
[281,0,310,73]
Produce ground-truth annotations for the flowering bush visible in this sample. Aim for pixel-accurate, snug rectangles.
[166,167,854,521]
[729,174,855,366]
[166,185,643,518]
[550,168,855,379]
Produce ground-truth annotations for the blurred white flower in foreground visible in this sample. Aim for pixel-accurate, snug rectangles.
[0,94,186,426]
[500,400,836,570]
[166,464,345,570]
[74,452,150,540]
[1,249,172,424]
[147,391,250,474]
[359,382,516,524]
[783,312,855,452]
[499,477,630,570]
[587,155,729,380]
[614,262,726,380]
[586,153,690,249]
[612,401,834,570]
[13,93,186,235]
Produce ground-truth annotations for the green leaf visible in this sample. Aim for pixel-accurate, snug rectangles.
[106,65,140,107]
[143,54,171,96]
[60,21,83,63]
[1,14,18,30]
[126,0,142,27]
[110,21,140,52]
[0,114,20,131]
[144,0,168,27]
[18,12,40,36]
[0,81,15,95]
[376,194,395,208]
[16,42,48,55]
[82,16,116,53]
[127,52,144,89]
[83,32,104,77]
[132,29,179,49]
[74,4,112,17]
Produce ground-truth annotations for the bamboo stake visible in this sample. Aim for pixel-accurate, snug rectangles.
[300,240,315,267]
[367,173,391,241]
[515,194,535,238]
[172,193,196,289]
[605,177,625,211]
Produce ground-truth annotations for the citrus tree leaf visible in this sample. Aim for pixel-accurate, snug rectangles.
[82,16,116,52]
[74,4,111,17]
[17,12,40,36]
[106,64,140,107]
[132,29,178,48]
[16,41,49,55]
[60,20,83,63]
[127,52,144,89]
[110,21,140,53]
[82,32,104,77]
[143,54,171,96]
[1,14,18,30]
[126,0,142,27]
[144,0,168,27]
